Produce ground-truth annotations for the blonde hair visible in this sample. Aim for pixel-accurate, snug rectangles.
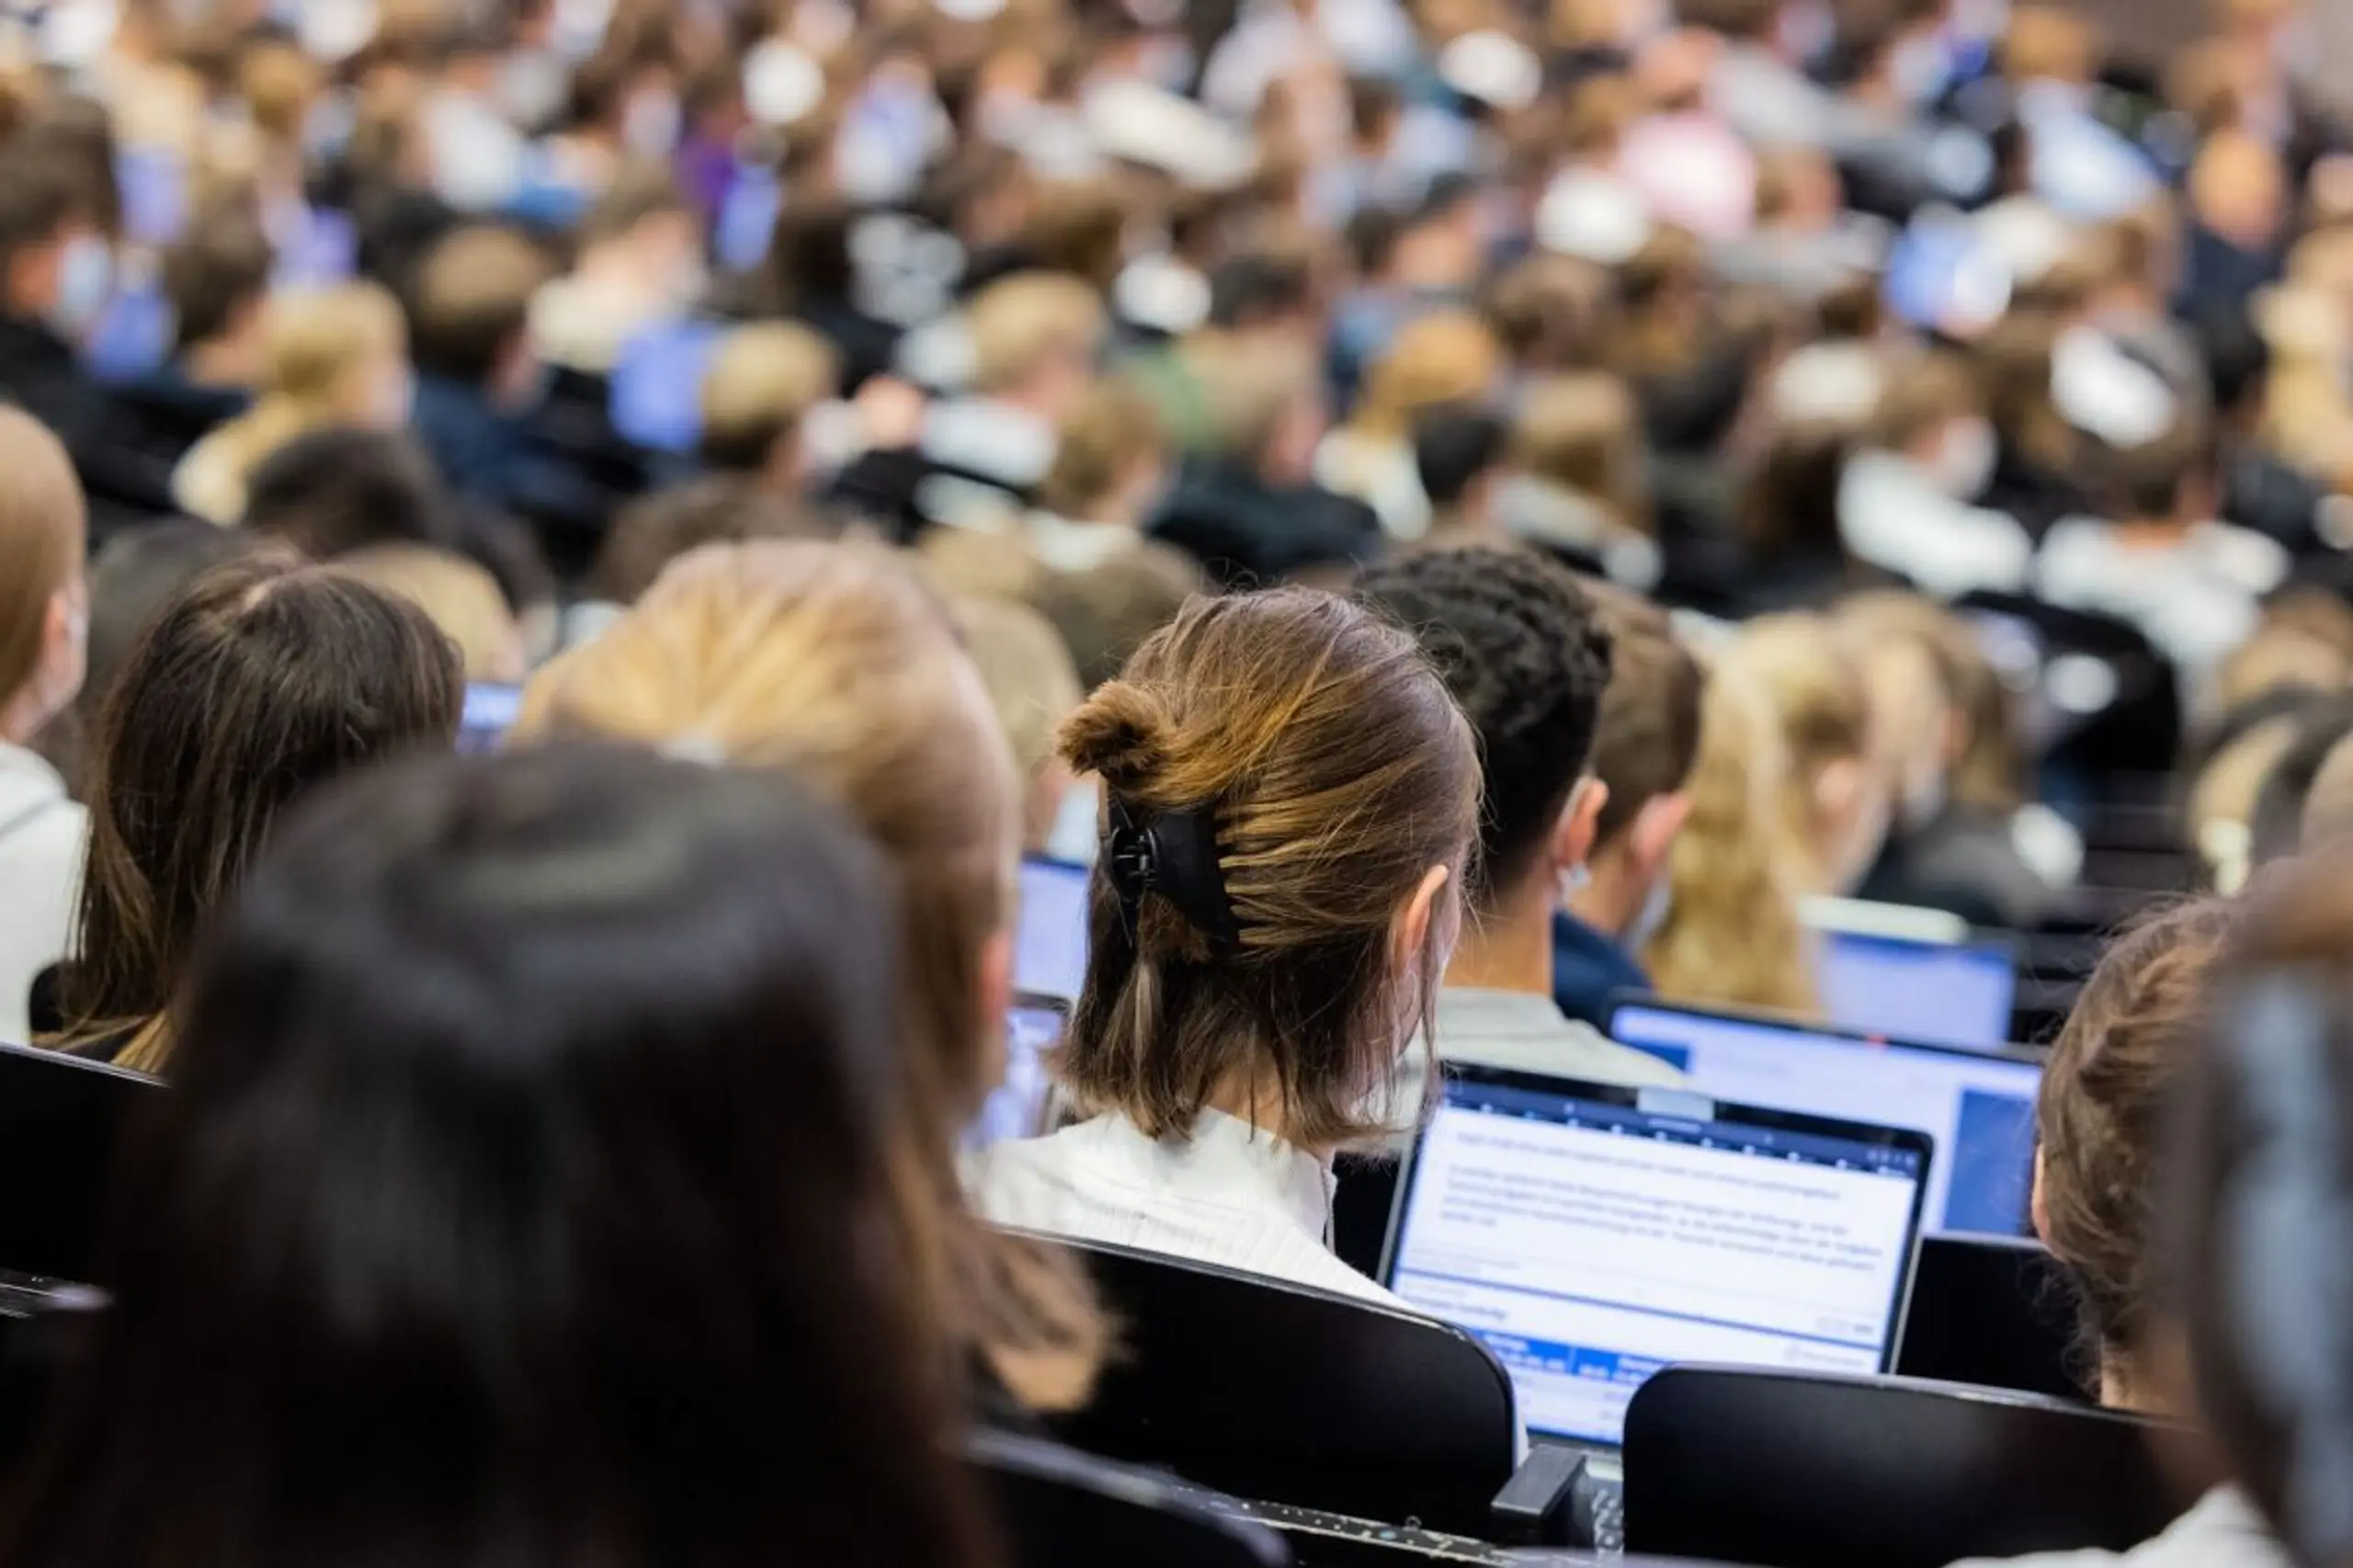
[1738,614,1878,892]
[1644,656,1818,1016]
[967,271,1107,395]
[1510,372,1652,533]
[515,541,1103,1411]
[179,282,406,523]
[1838,590,2025,812]
[699,322,838,472]
[0,409,85,705]
[335,544,524,684]
[1350,311,1502,440]
[1040,380,1166,518]
[958,596,1085,854]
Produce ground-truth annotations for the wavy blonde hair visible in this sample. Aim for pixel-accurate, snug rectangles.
[1643,654,1819,1017]
[515,540,1105,1412]
[1736,613,1879,895]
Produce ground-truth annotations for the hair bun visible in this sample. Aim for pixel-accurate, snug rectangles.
[1058,681,1173,793]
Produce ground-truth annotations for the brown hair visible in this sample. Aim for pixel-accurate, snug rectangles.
[1020,179,1128,292]
[2038,899,2236,1384]
[514,541,1105,1411]
[1055,588,1479,1147]
[1029,545,1204,689]
[1737,613,1876,881]
[1510,372,1653,533]
[1038,379,1166,519]
[966,271,1107,395]
[1869,351,1984,451]
[1838,590,2027,812]
[1350,311,1502,441]
[698,322,839,473]
[160,200,274,352]
[335,544,524,685]
[1580,576,1704,848]
[57,555,464,1073]
[408,225,553,384]
[0,409,86,707]
[1480,252,1613,373]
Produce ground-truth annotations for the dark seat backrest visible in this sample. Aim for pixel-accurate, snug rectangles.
[0,1041,162,1283]
[1953,590,2183,783]
[1622,1367,2188,1568]
[1895,1234,2084,1402]
[972,1427,1291,1568]
[1045,1236,1518,1536]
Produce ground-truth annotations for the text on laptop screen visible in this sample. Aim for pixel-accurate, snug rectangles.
[1015,858,1091,1001]
[1609,1003,2042,1234]
[1815,930,2017,1051]
[1387,1077,1925,1447]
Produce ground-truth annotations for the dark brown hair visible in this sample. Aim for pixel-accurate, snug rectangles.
[1056,588,1478,1147]
[2039,899,2236,1382]
[160,200,276,352]
[587,481,839,606]
[2169,848,2353,1566]
[56,554,463,1072]
[406,225,552,384]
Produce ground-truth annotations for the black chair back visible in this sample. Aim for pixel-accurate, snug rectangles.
[1622,1368,2188,1568]
[0,1041,162,1283]
[973,1427,1291,1568]
[1895,1233,2083,1402]
[1048,1237,1519,1536]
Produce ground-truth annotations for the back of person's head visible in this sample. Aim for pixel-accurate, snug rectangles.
[1580,578,1704,859]
[1738,418,1855,559]
[761,193,856,308]
[0,409,88,739]
[2090,415,2218,524]
[1022,177,1127,292]
[1869,350,1989,457]
[0,159,92,311]
[515,540,1103,1409]
[1356,549,1612,915]
[62,554,464,1073]
[2001,3,2098,84]
[1480,252,1613,374]
[1205,244,1317,333]
[1645,654,1817,1017]
[1837,589,2022,819]
[587,480,838,607]
[1038,379,1166,521]
[2168,844,2353,1566]
[966,270,1107,399]
[256,281,407,411]
[1735,613,1887,895]
[1353,311,1502,439]
[1188,334,1324,481]
[957,596,1085,855]
[1413,403,1509,516]
[1,744,992,1568]
[79,520,266,733]
[1029,545,1204,690]
[159,201,274,353]
[2036,899,2237,1403]
[335,544,525,685]
[1055,588,1478,1146]
[574,157,693,253]
[240,427,460,556]
[1510,372,1651,532]
[2250,699,2353,869]
[698,322,839,474]
[408,225,552,385]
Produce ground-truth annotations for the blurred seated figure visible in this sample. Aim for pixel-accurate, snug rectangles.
[113,201,272,466]
[173,282,412,524]
[696,323,840,499]
[43,555,461,1073]
[1024,381,1170,574]
[1839,352,2032,599]
[0,744,997,1568]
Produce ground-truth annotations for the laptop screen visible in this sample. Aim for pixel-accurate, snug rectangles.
[1384,1070,1927,1447]
[1815,929,2018,1051]
[1608,1001,2042,1235]
[1016,857,1091,1002]
[459,683,523,756]
[966,995,1069,1151]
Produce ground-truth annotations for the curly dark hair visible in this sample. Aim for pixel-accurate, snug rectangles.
[1356,547,1614,911]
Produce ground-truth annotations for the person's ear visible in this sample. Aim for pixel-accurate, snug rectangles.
[39,580,87,717]
[1393,863,1454,971]
[1940,702,1972,770]
[2029,1146,2053,1251]
[1815,756,1865,829]
[1551,777,1610,884]
[1629,790,1692,881]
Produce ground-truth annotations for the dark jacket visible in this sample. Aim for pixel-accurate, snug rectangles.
[1859,804,2055,934]
[1147,460,1384,588]
[412,375,615,583]
[0,316,178,540]
[1552,911,1651,1032]
[109,365,249,468]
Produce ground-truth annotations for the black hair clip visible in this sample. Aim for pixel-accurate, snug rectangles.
[1105,795,1244,952]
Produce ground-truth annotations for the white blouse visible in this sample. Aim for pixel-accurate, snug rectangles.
[0,743,85,1044]
[1948,1487,2288,1568]
[966,1108,1408,1309]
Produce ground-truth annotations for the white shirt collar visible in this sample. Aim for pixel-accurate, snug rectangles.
[1081,1108,1334,1241]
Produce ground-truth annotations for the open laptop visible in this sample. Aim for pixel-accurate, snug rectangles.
[1607,999,2043,1235]
[1016,856,1092,1002]
[1381,1065,1929,1540]
[0,1040,164,1288]
[1812,926,2020,1051]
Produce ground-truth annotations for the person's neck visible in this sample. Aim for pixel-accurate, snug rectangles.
[2110,512,2197,551]
[0,686,48,748]
[2097,1354,2166,1417]
[184,334,263,389]
[1205,1071,1332,1163]
[1444,884,1555,996]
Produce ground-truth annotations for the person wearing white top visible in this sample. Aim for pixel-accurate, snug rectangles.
[0,410,92,1045]
[1837,354,2033,601]
[967,588,1480,1309]
[1947,1488,2287,1568]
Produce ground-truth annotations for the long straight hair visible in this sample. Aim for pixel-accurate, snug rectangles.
[0,744,994,1568]
[57,553,462,1071]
